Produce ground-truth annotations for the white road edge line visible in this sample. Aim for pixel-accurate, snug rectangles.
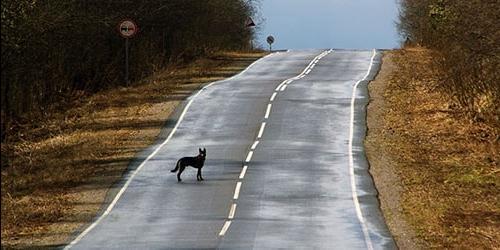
[239,165,248,179]
[228,203,237,219]
[63,51,279,250]
[218,221,232,236]
[348,49,377,250]
[233,182,242,200]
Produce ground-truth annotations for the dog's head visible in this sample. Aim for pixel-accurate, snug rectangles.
[198,148,206,160]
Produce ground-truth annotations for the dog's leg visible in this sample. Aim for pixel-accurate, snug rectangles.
[197,168,204,181]
[177,165,185,182]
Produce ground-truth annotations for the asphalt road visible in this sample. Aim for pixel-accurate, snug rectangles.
[67,49,395,249]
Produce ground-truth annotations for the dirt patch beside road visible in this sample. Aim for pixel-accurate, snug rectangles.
[1,51,265,249]
[366,49,499,249]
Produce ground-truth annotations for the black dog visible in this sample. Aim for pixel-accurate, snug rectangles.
[171,148,206,182]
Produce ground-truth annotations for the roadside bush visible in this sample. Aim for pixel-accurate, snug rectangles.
[1,0,258,142]
[397,0,499,125]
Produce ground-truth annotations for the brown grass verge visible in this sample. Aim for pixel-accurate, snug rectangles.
[366,48,499,249]
[1,51,265,249]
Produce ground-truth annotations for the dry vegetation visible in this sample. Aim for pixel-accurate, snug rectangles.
[367,48,499,249]
[0,51,265,248]
[1,0,259,140]
[385,2,500,247]
[398,0,499,125]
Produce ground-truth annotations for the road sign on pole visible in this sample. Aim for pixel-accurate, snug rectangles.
[246,17,256,50]
[118,19,138,38]
[246,17,256,27]
[117,19,138,85]
[267,35,275,52]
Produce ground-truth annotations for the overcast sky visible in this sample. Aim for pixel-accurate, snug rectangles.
[255,0,400,50]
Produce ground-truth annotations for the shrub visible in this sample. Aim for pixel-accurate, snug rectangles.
[397,0,499,124]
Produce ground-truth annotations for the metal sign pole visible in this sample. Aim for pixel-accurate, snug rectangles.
[266,35,274,53]
[118,19,137,85]
[125,38,129,85]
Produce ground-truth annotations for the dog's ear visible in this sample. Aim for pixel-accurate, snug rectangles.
[203,148,206,154]
[199,148,202,153]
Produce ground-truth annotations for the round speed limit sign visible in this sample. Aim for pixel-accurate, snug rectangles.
[118,19,138,38]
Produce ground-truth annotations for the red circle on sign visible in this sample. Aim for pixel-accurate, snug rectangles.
[117,19,138,38]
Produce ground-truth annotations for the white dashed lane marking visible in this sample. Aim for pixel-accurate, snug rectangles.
[251,141,260,150]
[233,182,242,200]
[218,221,232,236]
[270,92,277,102]
[257,122,266,139]
[265,104,272,119]
[65,52,280,248]
[218,49,333,237]
[228,204,237,219]
[245,151,254,163]
[239,166,248,179]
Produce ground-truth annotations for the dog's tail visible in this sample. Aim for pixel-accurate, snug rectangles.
[171,159,181,173]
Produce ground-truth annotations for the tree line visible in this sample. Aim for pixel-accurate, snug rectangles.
[1,0,258,141]
[398,0,499,123]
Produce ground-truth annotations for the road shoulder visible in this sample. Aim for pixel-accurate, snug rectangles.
[365,51,424,249]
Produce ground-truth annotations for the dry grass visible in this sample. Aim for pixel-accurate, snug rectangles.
[368,48,499,249]
[366,52,425,250]
[0,51,265,249]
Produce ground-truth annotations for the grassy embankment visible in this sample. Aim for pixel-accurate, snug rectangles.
[1,51,265,249]
[367,48,499,249]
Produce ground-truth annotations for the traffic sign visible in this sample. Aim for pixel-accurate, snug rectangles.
[246,17,256,27]
[118,19,138,38]
[117,19,138,85]
[267,35,275,45]
[267,35,275,51]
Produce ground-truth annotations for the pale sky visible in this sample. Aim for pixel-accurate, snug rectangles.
[255,0,400,50]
